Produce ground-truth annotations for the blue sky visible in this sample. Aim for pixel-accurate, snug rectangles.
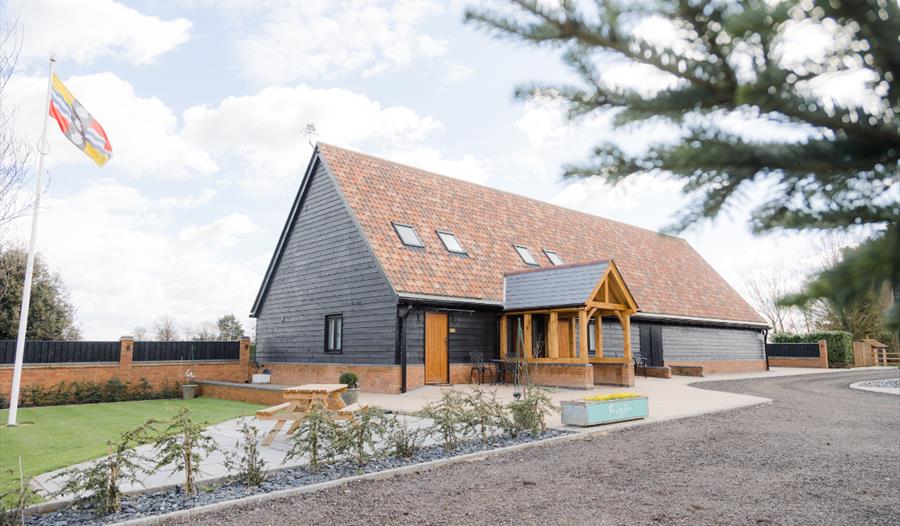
[3,0,826,338]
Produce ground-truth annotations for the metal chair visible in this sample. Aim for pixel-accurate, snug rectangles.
[634,355,648,377]
[469,351,490,384]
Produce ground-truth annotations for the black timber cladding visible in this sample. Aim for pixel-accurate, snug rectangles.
[254,160,399,365]
[403,306,498,364]
[133,341,239,361]
[504,261,609,310]
[0,340,120,364]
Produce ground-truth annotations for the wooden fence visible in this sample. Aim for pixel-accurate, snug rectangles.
[853,340,899,367]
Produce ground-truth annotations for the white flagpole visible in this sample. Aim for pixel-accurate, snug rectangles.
[7,56,54,427]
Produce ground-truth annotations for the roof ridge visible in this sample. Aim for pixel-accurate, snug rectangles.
[316,142,683,242]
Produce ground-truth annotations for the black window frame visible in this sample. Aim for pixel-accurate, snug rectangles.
[543,249,564,265]
[324,314,343,353]
[436,230,467,255]
[392,222,425,248]
[513,244,539,266]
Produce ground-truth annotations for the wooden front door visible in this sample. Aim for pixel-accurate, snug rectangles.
[558,318,572,358]
[425,311,449,384]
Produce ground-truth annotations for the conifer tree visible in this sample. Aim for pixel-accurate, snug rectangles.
[466,0,899,330]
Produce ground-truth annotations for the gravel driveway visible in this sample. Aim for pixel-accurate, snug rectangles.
[167,370,900,526]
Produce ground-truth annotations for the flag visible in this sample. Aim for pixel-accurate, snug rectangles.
[48,73,113,166]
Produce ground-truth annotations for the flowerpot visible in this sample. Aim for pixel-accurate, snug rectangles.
[341,388,359,405]
[252,374,272,384]
[181,384,198,400]
[560,396,648,427]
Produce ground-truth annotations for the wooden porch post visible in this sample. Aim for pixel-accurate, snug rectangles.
[499,315,507,360]
[578,309,589,361]
[548,311,559,358]
[622,313,632,362]
[523,313,533,360]
[594,313,603,359]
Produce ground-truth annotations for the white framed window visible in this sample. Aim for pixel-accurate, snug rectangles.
[325,314,343,353]
[437,231,466,255]
[392,222,424,248]
[513,244,539,266]
[544,249,564,265]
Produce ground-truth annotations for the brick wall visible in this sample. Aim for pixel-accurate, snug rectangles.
[768,340,829,369]
[0,337,252,399]
[666,359,768,375]
[592,362,635,387]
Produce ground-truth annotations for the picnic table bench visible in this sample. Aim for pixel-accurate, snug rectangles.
[256,383,367,446]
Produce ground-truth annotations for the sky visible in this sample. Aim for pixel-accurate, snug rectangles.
[2,0,830,339]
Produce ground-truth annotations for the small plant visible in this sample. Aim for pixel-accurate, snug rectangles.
[336,408,385,466]
[416,390,470,452]
[184,369,196,384]
[338,372,359,389]
[54,423,153,516]
[381,415,426,459]
[582,392,642,402]
[1,463,36,525]
[224,419,267,487]
[460,387,510,445]
[284,401,341,472]
[508,387,557,436]
[151,408,217,495]
[104,378,129,402]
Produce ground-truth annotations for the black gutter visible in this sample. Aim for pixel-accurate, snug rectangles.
[763,328,770,371]
[396,302,413,393]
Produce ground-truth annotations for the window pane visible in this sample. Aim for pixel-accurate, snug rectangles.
[514,245,538,265]
[544,250,564,265]
[334,317,342,349]
[326,315,342,351]
[393,223,424,247]
[437,231,465,254]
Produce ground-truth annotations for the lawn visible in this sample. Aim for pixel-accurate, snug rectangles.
[0,397,263,499]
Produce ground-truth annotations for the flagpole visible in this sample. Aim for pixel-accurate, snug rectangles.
[6,56,54,427]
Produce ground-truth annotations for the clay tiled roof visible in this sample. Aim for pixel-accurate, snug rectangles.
[318,143,765,325]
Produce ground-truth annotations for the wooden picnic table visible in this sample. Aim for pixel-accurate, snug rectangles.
[256,383,366,446]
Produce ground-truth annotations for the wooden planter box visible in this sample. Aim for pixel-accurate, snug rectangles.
[560,396,649,427]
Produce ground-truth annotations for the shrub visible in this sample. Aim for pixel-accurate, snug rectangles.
[416,390,470,452]
[1,466,35,524]
[103,378,129,402]
[284,401,342,472]
[459,387,510,445]
[54,423,154,516]
[381,415,425,459]
[771,330,854,365]
[151,408,218,495]
[338,372,359,389]
[14,378,179,408]
[336,407,385,466]
[224,419,267,487]
[508,387,557,436]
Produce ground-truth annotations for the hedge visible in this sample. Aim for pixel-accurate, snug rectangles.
[771,331,854,365]
[0,377,181,409]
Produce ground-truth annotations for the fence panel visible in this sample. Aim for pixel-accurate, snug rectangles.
[133,341,240,361]
[0,340,120,364]
[765,342,820,358]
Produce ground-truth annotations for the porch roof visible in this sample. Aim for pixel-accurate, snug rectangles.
[504,260,611,311]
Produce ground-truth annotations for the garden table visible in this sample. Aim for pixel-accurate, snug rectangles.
[257,383,363,446]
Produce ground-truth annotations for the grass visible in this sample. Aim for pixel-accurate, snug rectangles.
[0,397,263,500]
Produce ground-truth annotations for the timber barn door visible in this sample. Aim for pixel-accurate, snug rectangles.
[640,325,664,367]
[425,311,449,384]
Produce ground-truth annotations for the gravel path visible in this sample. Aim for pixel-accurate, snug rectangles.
[166,370,900,526]
[857,377,900,389]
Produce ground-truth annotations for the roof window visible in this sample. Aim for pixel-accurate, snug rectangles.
[544,249,564,265]
[393,223,424,248]
[513,245,539,266]
[437,231,466,255]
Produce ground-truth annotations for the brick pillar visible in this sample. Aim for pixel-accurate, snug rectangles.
[239,337,253,382]
[623,362,636,387]
[119,336,134,380]
[817,339,829,369]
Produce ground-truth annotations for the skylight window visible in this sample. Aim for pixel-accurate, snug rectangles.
[393,223,424,247]
[544,249,564,265]
[437,231,466,255]
[513,245,539,266]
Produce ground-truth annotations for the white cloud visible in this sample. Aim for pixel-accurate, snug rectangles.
[6,72,217,178]
[159,188,218,209]
[181,84,441,189]
[9,0,191,65]
[20,181,261,338]
[227,0,447,83]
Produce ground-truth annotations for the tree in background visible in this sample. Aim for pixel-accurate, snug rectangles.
[216,314,245,341]
[152,315,179,341]
[132,326,148,340]
[466,0,899,331]
[0,246,80,340]
[184,321,218,341]
[744,266,814,334]
[0,20,32,233]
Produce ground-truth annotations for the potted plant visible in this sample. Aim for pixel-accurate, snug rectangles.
[339,372,359,405]
[181,369,198,400]
[560,392,648,427]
